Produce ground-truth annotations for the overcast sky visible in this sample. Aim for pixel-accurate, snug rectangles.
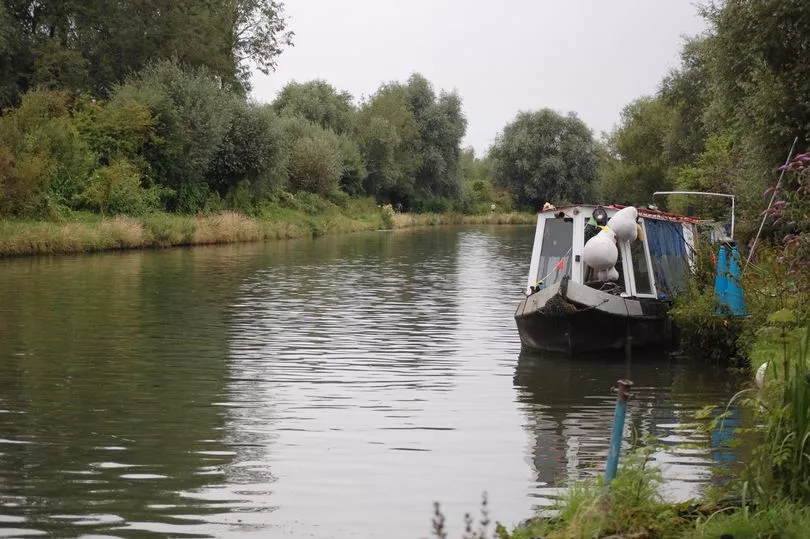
[250,0,708,156]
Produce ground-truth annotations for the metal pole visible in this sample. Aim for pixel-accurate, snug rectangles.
[731,195,735,242]
[605,379,634,486]
[744,136,798,272]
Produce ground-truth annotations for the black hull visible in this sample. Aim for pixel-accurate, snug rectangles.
[514,279,673,354]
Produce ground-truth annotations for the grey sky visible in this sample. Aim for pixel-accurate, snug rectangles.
[250,0,707,156]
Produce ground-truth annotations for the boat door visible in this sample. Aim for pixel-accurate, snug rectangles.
[619,218,657,299]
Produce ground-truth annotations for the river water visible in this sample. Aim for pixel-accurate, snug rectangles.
[0,226,741,538]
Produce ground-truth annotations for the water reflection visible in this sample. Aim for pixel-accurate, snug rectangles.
[0,249,246,537]
[514,350,744,504]
[0,227,743,538]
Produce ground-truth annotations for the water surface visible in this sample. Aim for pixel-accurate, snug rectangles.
[0,227,741,538]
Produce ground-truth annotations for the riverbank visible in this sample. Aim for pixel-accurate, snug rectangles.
[0,203,536,257]
[493,319,810,539]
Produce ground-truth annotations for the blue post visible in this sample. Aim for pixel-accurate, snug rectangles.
[605,379,633,486]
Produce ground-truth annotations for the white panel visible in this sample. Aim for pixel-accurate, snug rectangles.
[619,240,633,298]
[571,207,585,284]
[682,223,696,272]
[637,219,657,299]
[526,214,546,295]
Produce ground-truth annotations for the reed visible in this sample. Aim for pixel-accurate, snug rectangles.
[0,207,536,258]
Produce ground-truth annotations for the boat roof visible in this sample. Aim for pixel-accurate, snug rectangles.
[539,204,708,225]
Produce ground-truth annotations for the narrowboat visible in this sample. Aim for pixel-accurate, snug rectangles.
[514,204,720,354]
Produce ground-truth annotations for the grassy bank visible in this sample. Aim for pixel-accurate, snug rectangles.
[434,452,810,539]
[0,200,535,257]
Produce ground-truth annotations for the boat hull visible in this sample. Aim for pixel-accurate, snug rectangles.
[514,278,672,354]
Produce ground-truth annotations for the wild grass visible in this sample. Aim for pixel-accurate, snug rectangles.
[503,451,680,539]
[392,211,535,229]
[0,203,536,257]
[685,501,810,539]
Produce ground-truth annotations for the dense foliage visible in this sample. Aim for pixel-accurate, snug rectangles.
[490,109,599,209]
[0,0,293,104]
[0,0,597,219]
[599,0,810,240]
[0,0,485,219]
[0,65,479,217]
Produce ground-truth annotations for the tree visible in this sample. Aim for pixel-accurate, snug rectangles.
[659,38,711,167]
[272,80,355,134]
[0,0,292,103]
[0,90,95,216]
[356,74,467,208]
[112,60,238,212]
[491,109,598,209]
[228,0,294,86]
[287,134,342,195]
[599,97,675,205]
[410,77,467,201]
[358,82,420,204]
[701,0,810,164]
[206,103,287,202]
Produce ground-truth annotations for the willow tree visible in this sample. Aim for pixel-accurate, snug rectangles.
[491,109,598,210]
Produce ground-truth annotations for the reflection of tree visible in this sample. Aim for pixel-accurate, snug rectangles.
[225,229,465,391]
[0,247,254,535]
[513,350,742,495]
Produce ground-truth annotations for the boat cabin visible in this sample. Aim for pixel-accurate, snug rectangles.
[525,205,704,301]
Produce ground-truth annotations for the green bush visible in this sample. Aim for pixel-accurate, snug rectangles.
[670,281,746,364]
[112,59,237,212]
[206,103,288,201]
[0,90,96,216]
[81,158,161,216]
[287,135,342,195]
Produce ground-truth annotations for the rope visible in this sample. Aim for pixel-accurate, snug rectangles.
[534,246,572,287]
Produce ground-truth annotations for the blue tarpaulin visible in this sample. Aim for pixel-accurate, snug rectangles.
[715,245,747,316]
[644,219,689,300]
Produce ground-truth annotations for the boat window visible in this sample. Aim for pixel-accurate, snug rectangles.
[630,237,652,295]
[536,218,572,286]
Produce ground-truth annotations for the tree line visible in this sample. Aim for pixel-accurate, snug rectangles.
[599,0,810,250]
[1,0,808,254]
[0,0,605,219]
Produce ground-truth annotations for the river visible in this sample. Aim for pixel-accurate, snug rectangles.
[0,226,742,538]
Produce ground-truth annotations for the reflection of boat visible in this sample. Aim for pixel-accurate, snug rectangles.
[514,204,713,354]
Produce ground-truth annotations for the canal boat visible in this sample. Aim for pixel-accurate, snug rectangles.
[514,204,720,354]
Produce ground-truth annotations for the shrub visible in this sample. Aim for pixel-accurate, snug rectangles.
[670,281,747,364]
[206,103,288,201]
[287,135,342,195]
[81,158,162,216]
[112,59,237,212]
[0,90,95,216]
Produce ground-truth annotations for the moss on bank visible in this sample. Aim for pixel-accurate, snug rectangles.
[0,203,535,257]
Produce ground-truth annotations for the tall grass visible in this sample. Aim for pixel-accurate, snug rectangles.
[392,211,535,229]
[747,321,810,502]
[0,203,536,257]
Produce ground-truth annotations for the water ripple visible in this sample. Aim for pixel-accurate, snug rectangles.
[0,228,742,538]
